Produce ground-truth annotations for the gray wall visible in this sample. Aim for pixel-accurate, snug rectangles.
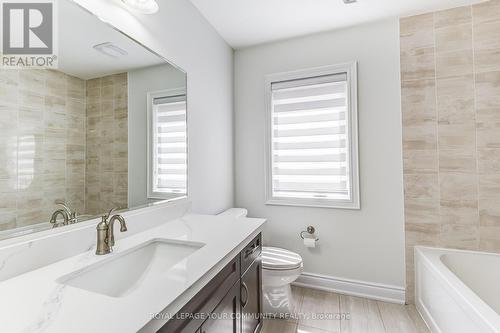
[127,64,186,208]
[234,19,406,287]
[76,0,234,214]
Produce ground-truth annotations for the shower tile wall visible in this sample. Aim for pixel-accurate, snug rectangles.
[0,69,86,231]
[401,0,500,302]
[85,73,128,215]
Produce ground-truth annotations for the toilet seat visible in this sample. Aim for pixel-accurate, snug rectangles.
[262,247,303,271]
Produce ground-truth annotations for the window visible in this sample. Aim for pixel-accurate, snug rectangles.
[265,63,359,209]
[147,89,187,199]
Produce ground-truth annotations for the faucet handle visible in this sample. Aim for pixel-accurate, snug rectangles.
[54,199,68,206]
[55,199,73,211]
[103,207,119,221]
[55,200,79,223]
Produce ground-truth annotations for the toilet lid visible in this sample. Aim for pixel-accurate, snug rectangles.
[262,247,303,270]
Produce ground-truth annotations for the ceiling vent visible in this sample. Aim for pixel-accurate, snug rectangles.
[93,42,128,58]
[121,0,159,14]
[343,0,357,3]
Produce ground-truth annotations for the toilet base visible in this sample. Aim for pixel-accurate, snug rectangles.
[262,284,298,318]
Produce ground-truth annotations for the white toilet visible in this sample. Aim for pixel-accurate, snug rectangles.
[261,246,303,315]
[219,208,304,315]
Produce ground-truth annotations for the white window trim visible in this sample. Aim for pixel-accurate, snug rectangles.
[264,62,360,209]
[147,88,188,200]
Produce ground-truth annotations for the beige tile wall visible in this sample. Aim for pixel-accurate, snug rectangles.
[401,0,500,302]
[0,69,86,231]
[0,70,129,231]
[85,73,128,215]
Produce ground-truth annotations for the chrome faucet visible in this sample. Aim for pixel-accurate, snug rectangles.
[50,209,70,228]
[96,208,128,255]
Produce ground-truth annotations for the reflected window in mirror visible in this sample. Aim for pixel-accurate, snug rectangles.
[147,89,187,199]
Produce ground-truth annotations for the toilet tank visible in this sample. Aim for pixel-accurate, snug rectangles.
[218,208,248,218]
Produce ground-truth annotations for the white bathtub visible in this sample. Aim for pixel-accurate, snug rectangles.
[415,246,500,333]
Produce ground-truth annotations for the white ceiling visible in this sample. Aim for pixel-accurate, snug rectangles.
[188,0,486,49]
[58,0,166,80]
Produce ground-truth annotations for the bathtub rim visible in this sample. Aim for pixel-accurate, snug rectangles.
[415,246,500,332]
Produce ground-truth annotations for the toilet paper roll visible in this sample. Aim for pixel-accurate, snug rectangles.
[304,237,316,248]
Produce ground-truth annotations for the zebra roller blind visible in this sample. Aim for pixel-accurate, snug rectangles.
[269,71,356,206]
[151,93,187,197]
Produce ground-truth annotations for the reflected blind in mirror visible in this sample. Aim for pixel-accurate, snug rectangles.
[152,94,187,195]
[270,73,350,201]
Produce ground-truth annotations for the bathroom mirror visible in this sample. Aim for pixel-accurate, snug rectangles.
[0,0,187,239]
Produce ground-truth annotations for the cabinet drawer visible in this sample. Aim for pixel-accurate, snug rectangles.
[200,281,241,333]
[241,257,263,333]
[241,234,261,274]
[158,256,240,333]
[158,233,263,333]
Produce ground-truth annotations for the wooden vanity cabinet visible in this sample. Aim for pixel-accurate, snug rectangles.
[158,233,262,333]
[241,234,261,273]
[240,255,263,333]
[199,282,241,333]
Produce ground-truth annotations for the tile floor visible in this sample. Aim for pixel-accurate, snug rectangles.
[262,287,429,333]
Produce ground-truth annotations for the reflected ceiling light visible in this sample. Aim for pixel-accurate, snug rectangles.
[93,42,128,58]
[343,0,357,3]
[121,0,159,14]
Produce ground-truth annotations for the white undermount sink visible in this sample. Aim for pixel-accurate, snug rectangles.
[58,239,205,297]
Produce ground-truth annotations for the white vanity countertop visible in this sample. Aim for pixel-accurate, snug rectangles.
[0,213,265,333]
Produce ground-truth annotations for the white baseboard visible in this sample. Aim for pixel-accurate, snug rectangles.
[293,272,406,304]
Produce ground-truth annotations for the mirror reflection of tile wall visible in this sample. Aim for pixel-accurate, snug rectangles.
[85,74,128,215]
[0,70,86,231]
[0,69,128,231]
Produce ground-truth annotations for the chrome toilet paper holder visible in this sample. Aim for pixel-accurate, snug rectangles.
[300,226,319,241]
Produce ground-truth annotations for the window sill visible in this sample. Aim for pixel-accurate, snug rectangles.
[265,198,360,210]
[147,194,188,201]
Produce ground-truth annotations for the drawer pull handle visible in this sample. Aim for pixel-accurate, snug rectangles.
[241,282,249,308]
[244,246,259,259]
